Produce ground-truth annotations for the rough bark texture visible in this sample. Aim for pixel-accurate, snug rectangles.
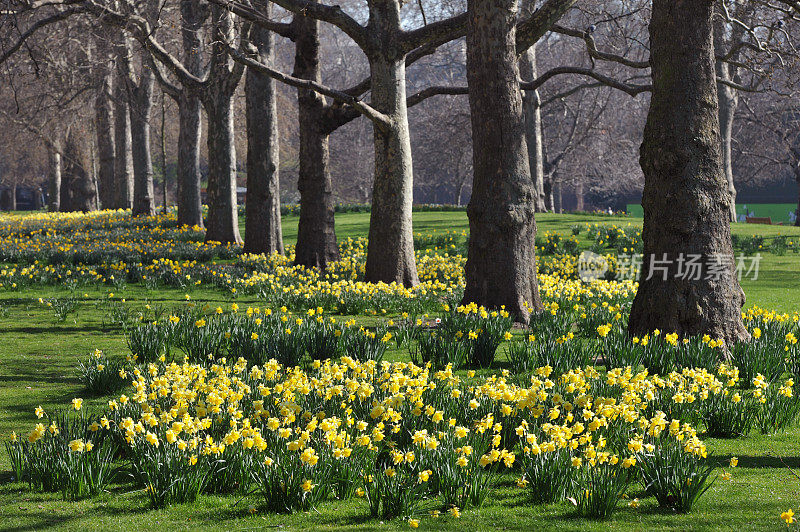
[204,94,241,243]
[519,34,547,212]
[175,0,205,228]
[62,128,98,212]
[94,39,116,210]
[463,0,543,321]
[201,6,243,245]
[630,0,748,346]
[243,18,284,255]
[293,10,340,270]
[127,57,156,216]
[48,147,61,212]
[113,70,134,209]
[716,65,738,223]
[363,0,419,287]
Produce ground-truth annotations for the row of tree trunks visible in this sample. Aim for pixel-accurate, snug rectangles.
[630,0,748,347]
[243,9,284,255]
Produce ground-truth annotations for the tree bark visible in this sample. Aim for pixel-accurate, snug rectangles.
[204,93,241,244]
[160,94,168,214]
[364,50,419,287]
[175,0,206,228]
[62,127,98,212]
[94,41,116,210]
[629,0,748,346]
[243,19,284,255]
[795,173,800,227]
[48,147,61,212]
[201,6,243,245]
[8,182,17,211]
[362,0,419,286]
[519,42,547,212]
[463,0,543,321]
[716,69,738,223]
[575,180,584,211]
[292,10,340,270]
[543,172,554,211]
[129,61,156,216]
[113,70,134,209]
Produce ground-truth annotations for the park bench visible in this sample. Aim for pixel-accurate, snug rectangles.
[745,216,773,225]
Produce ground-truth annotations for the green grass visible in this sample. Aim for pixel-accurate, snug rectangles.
[2,212,800,530]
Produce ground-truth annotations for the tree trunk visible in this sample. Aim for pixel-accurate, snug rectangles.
[175,0,206,228]
[203,94,242,244]
[130,68,156,216]
[364,53,419,287]
[463,0,543,321]
[714,16,739,224]
[63,128,98,212]
[717,76,738,223]
[94,55,116,210]
[48,147,61,212]
[519,43,547,213]
[243,20,284,255]
[113,72,134,209]
[543,172,554,211]
[575,180,584,211]
[160,94,168,214]
[795,174,800,227]
[176,93,203,227]
[293,10,339,270]
[630,0,748,346]
[9,182,17,211]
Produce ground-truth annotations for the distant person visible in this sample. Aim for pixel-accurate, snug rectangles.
[738,214,746,222]
[790,211,797,224]
[607,207,613,215]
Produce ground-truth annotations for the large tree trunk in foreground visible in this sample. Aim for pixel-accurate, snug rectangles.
[62,128,98,212]
[363,0,418,287]
[48,148,61,212]
[130,68,156,216]
[243,20,284,255]
[204,94,242,244]
[629,0,748,346]
[293,11,339,270]
[520,42,547,213]
[175,0,206,228]
[364,49,419,286]
[113,73,134,209]
[95,57,116,210]
[463,0,543,321]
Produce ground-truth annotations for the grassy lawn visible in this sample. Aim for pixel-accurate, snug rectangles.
[1,211,800,530]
